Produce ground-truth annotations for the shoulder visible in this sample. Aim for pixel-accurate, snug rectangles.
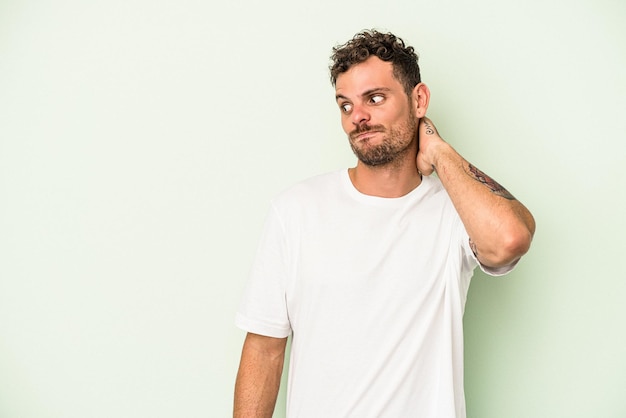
[273,170,345,205]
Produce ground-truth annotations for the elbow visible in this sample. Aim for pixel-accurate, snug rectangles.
[506,228,533,258]
[492,225,534,267]
[477,210,536,269]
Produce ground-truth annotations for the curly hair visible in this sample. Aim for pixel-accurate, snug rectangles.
[329,30,421,97]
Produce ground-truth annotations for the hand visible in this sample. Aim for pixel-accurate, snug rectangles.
[416,117,447,176]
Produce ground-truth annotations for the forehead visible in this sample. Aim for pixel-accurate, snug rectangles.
[335,56,401,97]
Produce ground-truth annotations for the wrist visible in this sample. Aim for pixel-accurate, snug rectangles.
[429,141,454,171]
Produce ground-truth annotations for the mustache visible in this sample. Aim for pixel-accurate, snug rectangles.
[349,124,385,140]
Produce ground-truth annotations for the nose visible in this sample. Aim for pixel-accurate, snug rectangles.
[350,104,370,127]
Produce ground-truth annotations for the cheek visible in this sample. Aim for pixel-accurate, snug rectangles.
[391,108,413,127]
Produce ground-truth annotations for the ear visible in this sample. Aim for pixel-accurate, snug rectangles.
[411,83,430,118]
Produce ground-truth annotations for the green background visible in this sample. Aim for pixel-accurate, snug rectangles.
[1,0,624,416]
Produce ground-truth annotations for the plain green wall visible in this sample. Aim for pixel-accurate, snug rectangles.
[1,0,624,417]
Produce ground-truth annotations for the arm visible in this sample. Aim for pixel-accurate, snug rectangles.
[416,117,536,269]
[234,332,288,418]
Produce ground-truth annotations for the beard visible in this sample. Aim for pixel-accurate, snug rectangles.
[348,114,418,167]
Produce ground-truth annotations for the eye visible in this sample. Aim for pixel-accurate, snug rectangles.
[369,94,384,104]
[340,102,353,113]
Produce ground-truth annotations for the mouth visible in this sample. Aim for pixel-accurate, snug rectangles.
[351,129,383,142]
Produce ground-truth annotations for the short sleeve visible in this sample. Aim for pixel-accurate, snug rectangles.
[235,203,292,338]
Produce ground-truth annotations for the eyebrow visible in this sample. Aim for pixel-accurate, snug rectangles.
[335,87,392,102]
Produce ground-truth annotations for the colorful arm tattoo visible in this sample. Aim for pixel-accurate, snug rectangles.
[467,164,516,200]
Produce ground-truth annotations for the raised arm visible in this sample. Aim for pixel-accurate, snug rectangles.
[416,117,536,269]
[234,333,288,418]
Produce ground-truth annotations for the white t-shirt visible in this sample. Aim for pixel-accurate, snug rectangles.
[236,170,512,418]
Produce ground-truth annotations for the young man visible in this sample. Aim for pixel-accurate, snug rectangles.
[234,30,535,418]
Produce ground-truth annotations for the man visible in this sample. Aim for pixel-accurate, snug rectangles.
[233,30,535,418]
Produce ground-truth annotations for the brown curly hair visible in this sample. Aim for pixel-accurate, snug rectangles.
[329,30,421,97]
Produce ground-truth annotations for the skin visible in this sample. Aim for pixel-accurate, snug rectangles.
[335,56,535,267]
[335,56,427,198]
[233,55,536,417]
[233,333,287,418]
[416,118,535,267]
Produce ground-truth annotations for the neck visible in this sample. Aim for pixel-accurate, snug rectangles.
[348,151,422,198]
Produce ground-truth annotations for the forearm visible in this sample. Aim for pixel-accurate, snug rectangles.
[432,142,535,267]
[234,334,287,418]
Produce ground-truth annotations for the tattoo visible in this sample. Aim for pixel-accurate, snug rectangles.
[423,120,435,135]
[467,164,516,200]
[469,238,478,257]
